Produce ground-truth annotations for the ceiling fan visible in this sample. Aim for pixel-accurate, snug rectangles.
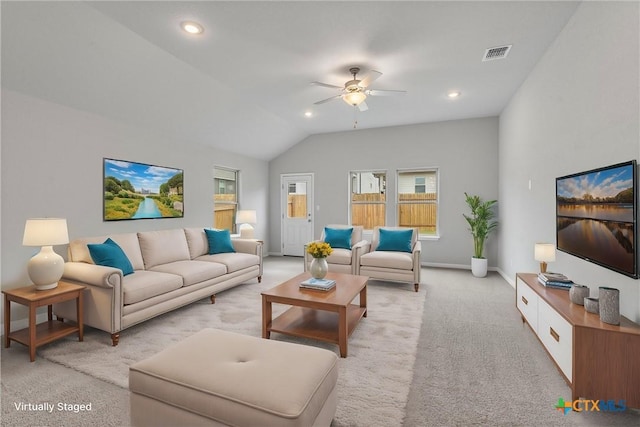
[311,67,406,112]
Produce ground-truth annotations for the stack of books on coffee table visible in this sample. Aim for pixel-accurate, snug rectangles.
[300,277,336,291]
[537,272,573,290]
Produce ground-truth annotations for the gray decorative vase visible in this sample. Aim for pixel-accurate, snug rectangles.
[309,257,329,279]
[569,284,589,305]
[584,297,599,314]
[598,287,620,325]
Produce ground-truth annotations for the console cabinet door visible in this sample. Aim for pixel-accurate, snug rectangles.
[538,298,573,382]
[516,276,538,332]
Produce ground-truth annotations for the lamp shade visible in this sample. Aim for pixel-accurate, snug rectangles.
[534,243,556,262]
[23,218,69,246]
[235,210,257,225]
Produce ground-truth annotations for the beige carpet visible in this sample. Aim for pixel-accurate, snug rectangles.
[39,258,426,426]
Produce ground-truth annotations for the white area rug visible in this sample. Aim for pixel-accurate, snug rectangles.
[40,260,425,426]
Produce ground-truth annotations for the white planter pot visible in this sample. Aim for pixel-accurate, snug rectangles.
[471,257,488,278]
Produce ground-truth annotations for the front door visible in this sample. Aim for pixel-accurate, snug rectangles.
[281,174,313,256]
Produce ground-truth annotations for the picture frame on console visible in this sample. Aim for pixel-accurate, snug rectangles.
[103,158,184,221]
[556,160,637,278]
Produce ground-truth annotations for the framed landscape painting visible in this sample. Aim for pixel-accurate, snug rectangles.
[103,158,184,221]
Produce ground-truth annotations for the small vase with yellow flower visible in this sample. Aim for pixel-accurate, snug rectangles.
[306,241,333,279]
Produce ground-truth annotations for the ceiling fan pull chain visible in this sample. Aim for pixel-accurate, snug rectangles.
[353,106,358,129]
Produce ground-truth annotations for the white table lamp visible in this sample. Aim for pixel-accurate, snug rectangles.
[23,218,69,290]
[236,210,257,239]
[534,243,556,273]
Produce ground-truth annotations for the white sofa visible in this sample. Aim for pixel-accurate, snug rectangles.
[54,228,262,346]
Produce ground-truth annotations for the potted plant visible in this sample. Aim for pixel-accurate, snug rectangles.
[463,192,498,277]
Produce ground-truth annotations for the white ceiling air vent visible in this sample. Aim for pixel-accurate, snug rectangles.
[482,45,512,61]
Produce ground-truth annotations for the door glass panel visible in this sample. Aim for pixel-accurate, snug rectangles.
[287,182,307,218]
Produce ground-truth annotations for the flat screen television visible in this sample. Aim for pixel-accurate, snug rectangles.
[103,158,184,221]
[556,160,637,278]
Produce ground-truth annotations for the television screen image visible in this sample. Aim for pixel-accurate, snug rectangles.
[556,160,637,278]
[103,158,184,221]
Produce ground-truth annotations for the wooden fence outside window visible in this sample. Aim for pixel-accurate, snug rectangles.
[214,194,236,231]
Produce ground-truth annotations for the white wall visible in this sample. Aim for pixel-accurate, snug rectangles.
[1,90,269,323]
[498,2,640,321]
[269,117,499,267]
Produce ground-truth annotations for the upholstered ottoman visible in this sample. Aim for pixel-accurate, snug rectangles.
[129,328,339,427]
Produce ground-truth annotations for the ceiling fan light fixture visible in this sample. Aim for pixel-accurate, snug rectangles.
[343,91,366,106]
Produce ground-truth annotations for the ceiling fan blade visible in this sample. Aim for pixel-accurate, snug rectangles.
[365,89,407,96]
[311,81,343,90]
[359,70,382,88]
[314,95,342,105]
[358,101,369,112]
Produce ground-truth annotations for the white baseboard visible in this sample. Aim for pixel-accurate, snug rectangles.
[421,262,469,270]
[420,262,515,288]
[496,268,516,288]
[420,261,499,272]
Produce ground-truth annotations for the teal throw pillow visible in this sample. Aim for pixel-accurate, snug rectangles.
[376,228,413,253]
[204,229,236,255]
[88,238,134,275]
[324,227,353,250]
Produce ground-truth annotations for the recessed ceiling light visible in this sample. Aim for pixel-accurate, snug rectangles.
[448,91,461,99]
[304,111,313,118]
[180,21,204,35]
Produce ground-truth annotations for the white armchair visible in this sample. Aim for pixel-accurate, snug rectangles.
[304,225,369,275]
[358,226,421,292]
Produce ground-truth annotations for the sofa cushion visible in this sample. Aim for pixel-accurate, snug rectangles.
[376,228,413,253]
[138,229,191,269]
[150,260,227,287]
[87,238,134,276]
[326,248,353,265]
[70,233,145,270]
[204,229,236,254]
[324,227,353,249]
[196,252,260,273]
[360,250,414,270]
[183,227,208,259]
[122,270,184,305]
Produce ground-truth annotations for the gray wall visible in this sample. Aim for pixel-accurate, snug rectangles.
[1,90,269,322]
[269,117,499,267]
[498,2,640,321]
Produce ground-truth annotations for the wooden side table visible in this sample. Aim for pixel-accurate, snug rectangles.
[3,281,85,362]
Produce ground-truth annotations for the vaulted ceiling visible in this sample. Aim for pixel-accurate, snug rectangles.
[1,1,580,160]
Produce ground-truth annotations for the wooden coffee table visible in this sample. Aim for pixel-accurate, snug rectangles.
[261,272,368,357]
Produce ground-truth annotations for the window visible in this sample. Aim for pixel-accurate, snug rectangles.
[397,169,438,236]
[213,167,238,231]
[350,171,386,230]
